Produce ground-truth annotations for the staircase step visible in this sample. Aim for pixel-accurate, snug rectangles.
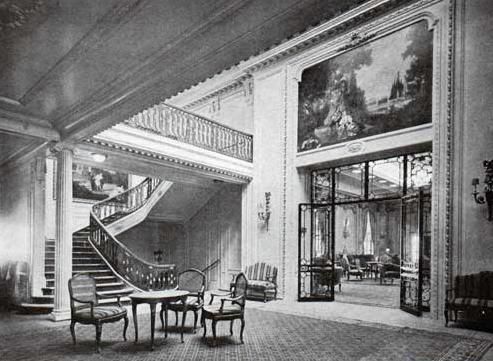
[99,296,132,306]
[73,257,101,264]
[73,251,97,256]
[18,303,53,313]
[98,288,134,296]
[32,295,54,304]
[72,263,109,272]
[42,281,126,296]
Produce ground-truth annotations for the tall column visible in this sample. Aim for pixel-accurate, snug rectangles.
[30,157,46,297]
[50,148,73,321]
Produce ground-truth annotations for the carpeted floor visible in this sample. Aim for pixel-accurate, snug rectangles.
[337,279,400,308]
[0,308,491,361]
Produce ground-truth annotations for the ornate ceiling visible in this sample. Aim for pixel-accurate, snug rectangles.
[0,0,369,167]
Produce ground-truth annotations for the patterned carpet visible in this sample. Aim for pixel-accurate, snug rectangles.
[0,308,491,361]
[337,279,400,308]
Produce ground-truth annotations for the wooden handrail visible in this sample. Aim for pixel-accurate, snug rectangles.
[92,177,161,224]
[202,259,221,273]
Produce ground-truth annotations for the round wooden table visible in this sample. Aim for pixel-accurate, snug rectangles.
[130,289,189,350]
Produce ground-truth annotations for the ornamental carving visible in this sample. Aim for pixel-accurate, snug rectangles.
[0,0,44,36]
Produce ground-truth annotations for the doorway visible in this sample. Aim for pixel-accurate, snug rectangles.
[297,151,432,315]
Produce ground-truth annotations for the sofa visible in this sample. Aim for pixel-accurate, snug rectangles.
[445,271,493,326]
[234,262,277,302]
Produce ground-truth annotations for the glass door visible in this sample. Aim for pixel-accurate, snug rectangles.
[400,189,430,315]
[298,203,335,301]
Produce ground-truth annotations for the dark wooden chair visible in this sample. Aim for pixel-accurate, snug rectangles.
[68,274,129,353]
[347,258,364,280]
[201,272,247,346]
[160,268,206,334]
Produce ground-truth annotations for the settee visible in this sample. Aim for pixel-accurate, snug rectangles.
[234,262,277,302]
[445,271,493,326]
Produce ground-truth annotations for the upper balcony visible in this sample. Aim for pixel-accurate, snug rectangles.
[123,102,252,162]
[83,102,253,184]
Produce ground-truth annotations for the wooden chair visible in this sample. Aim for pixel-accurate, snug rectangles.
[68,274,129,353]
[201,272,248,346]
[347,258,363,280]
[160,268,206,334]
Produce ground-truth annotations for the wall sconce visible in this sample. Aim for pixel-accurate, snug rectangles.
[258,192,271,230]
[472,160,493,221]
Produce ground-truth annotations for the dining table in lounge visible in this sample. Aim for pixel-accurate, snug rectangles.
[129,289,189,350]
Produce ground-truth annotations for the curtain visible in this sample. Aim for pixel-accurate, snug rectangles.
[363,211,373,254]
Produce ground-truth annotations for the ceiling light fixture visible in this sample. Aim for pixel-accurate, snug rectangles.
[91,153,107,163]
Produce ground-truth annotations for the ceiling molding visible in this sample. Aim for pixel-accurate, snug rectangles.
[57,0,252,134]
[84,138,252,184]
[0,107,59,141]
[0,140,48,171]
[19,0,149,105]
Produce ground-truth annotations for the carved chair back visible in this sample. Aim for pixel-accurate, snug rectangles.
[177,268,206,299]
[68,274,98,314]
[232,272,248,308]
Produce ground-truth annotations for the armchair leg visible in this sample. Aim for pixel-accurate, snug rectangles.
[95,323,102,353]
[123,316,129,341]
[338,283,341,292]
[444,308,449,327]
[230,320,234,335]
[212,320,217,347]
[160,307,164,331]
[70,321,76,345]
[181,310,187,343]
[202,317,207,339]
[175,310,179,326]
[240,317,245,344]
[193,310,198,332]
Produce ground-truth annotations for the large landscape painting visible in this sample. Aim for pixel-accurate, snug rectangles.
[298,21,433,151]
[72,164,128,201]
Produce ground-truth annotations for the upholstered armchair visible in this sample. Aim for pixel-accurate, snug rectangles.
[201,273,248,347]
[161,268,206,334]
[68,274,129,353]
[379,263,400,284]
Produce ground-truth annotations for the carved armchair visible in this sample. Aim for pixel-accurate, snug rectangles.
[68,274,129,353]
[160,268,206,333]
[202,273,248,347]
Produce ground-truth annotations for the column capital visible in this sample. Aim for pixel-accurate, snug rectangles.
[47,141,75,156]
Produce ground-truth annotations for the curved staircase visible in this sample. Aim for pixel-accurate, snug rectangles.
[25,177,174,312]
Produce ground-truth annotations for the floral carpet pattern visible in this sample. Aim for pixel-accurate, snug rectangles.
[0,308,491,361]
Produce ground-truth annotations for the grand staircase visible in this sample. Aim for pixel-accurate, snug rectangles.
[26,228,134,311]
[24,177,172,312]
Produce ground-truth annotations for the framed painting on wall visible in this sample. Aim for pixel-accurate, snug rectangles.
[298,20,433,152]
[72,163,128,201]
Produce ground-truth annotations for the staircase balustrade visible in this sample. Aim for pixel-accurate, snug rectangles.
[124,103,253,162]
[88,177,176,291]
[92,177,161,224]
[89,216,175,291]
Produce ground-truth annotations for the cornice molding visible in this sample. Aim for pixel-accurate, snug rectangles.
[170,0,443,108]
[85,138,252,183]
[169,0,420,107]
[0,107,59,141]
[57,0,252,134]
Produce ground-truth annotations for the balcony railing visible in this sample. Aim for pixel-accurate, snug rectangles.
[124,103,253,162]
[88,177,175,291]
